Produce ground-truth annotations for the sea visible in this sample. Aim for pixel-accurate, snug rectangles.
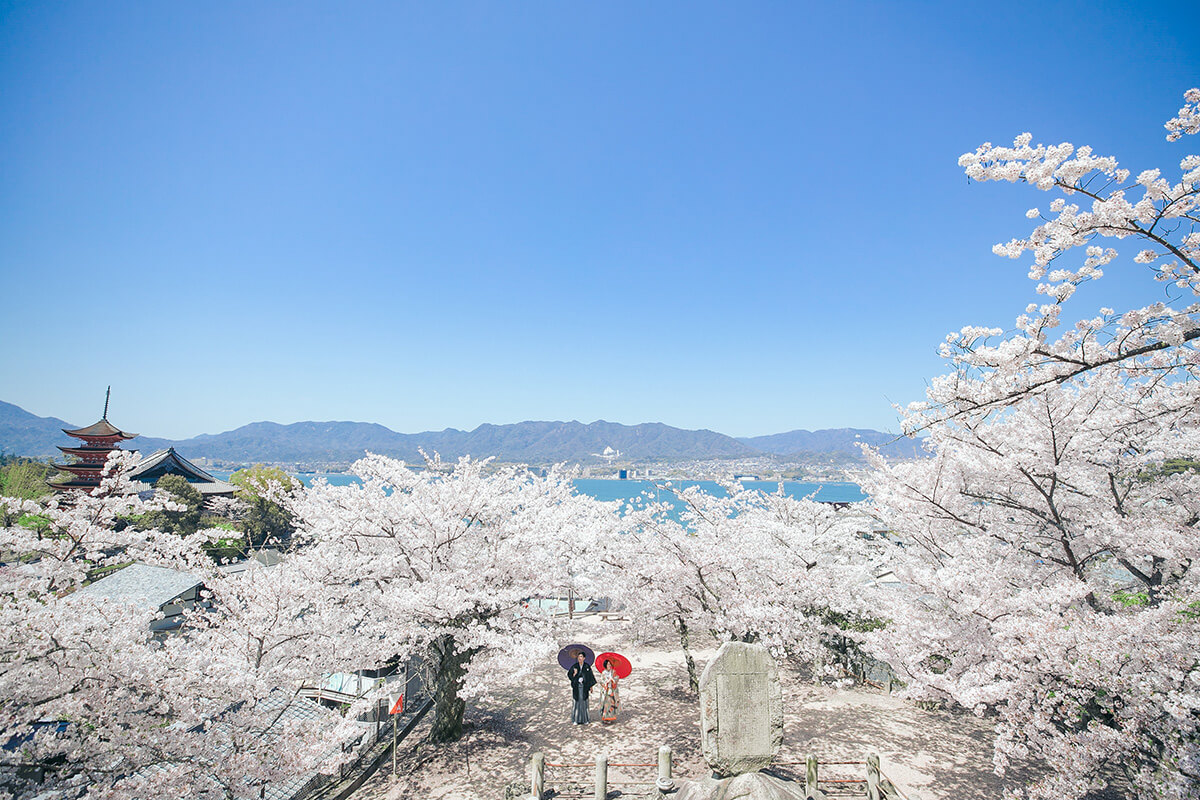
[210,471,866,508]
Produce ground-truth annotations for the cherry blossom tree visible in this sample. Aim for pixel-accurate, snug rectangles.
[0,452,199,797]
[910,88,1199,430]
[0,453,359,799]
[863,89,1200,800]
[92,558,368,800]
[599,483,883,691]
[290,452,618,742]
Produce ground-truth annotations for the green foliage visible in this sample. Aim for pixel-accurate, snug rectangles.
[820,608,888,633]
[203,535,248,563]
[818,608,892,687]
[140,474,204,535]
[1138,458,1199,481]
[0,456,55,498]
[195,515,244,561]
[0,457,55,525]
[1112,589,1150,607]
[1159,458,1200,476]
[230,464,299,497]
[16,513,51,532]
[230,464,298,550]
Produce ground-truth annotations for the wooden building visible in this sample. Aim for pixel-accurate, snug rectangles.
[126,447,235,499]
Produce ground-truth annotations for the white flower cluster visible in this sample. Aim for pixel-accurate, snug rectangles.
[871,89,1200,800]
[1165,87,1200,142]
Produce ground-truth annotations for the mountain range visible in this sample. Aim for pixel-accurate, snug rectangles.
[0,400,925,467]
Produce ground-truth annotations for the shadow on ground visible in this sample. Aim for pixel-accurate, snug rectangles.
[355,616,1040,800]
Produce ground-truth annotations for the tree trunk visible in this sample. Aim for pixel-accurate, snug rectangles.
[429,634,469,743]
[675,616,699,693]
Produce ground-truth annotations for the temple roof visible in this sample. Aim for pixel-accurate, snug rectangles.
[127,448,235,497]
[129,447,217,482]
[62,418,138,440]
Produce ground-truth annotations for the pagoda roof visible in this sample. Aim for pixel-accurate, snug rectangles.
[48,479,100,491]
[63,418,138,440]
[58,445,121,458]
[52,463,105,476]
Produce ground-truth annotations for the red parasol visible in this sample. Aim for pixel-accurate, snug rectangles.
[557,643,595,670]
[594,651,632,679]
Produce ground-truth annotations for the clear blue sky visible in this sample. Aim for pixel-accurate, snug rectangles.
[1,1,1197,440]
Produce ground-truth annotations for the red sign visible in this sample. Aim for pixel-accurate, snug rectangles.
[389,694,405,716]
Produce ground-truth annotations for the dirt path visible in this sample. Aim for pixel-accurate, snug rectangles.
[357,616,1037,799]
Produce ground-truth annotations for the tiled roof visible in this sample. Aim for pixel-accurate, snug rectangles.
[74,563,202,610]
[129,448,218,482]
[127,448,236,496]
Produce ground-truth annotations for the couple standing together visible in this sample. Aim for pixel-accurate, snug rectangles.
[567,652,619,724]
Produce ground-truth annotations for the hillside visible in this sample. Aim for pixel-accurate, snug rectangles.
[737,427,926,460]
[126,419,759,464]
[0,400,923,467]
[0,401,78,459]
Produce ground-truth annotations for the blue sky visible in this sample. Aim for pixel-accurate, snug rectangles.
[1,1,1197,440]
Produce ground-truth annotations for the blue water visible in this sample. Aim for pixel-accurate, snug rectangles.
[211,471,865,505]
[574,478,865,505]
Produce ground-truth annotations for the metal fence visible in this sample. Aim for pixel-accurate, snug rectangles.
[287,657,429,800]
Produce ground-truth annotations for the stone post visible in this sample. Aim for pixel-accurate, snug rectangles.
[656,745,674,792]
[805,754,819,800]
[530,752,544,800]
[867,753,880,800]
[594,754,607,800]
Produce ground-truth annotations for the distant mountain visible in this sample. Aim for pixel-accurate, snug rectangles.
[130,419,759,464]
[737,428,927,460]
[0,401,77,459]
[0,400,925,467]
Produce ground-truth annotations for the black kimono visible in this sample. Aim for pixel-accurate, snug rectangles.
[567,662,596,724]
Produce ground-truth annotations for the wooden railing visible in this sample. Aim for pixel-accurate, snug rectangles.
[530,747,674,799]
[527,750,921,800]
[773,754,921,799]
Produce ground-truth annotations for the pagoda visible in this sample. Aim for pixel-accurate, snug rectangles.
[49,387,138,494]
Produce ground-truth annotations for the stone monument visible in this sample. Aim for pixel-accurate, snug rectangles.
[698,641,784,776]
[675,641,807,800]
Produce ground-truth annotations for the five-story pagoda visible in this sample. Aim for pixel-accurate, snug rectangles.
[49,387,138,493]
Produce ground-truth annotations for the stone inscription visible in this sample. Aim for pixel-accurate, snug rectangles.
[715,672,772,756]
